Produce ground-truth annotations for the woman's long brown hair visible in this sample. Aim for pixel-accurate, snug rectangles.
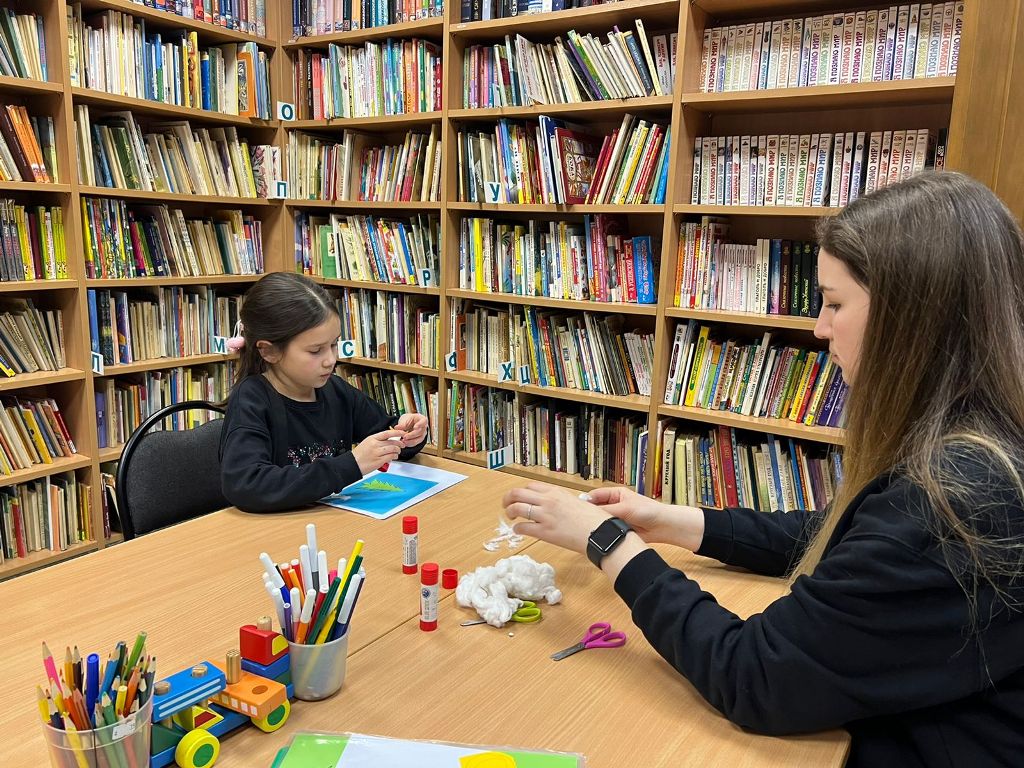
[791,172,1024,616]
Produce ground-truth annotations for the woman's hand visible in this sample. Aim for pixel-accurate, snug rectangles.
[351,429,405,475]
[502,482,615,555]
[394,413,428,447]
[586,486,705,552]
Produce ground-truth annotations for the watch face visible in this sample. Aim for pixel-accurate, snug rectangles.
[587,519,631,568]
[590,519,628,553]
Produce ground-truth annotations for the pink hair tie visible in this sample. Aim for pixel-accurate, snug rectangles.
[226,321,245,352]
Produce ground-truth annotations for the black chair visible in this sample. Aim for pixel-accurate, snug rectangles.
[115,400,228,540]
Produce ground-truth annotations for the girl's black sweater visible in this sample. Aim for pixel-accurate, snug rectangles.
[220,374,424,512]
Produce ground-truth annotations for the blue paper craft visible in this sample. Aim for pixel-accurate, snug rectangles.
[320,473,438,519]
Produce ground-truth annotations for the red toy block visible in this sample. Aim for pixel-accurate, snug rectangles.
[240,624,288,665]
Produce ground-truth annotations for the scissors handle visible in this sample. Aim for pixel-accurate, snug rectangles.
[582,622,627,649]
[511,601,541,623]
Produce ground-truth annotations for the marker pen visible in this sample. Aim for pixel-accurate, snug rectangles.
[306,524,319,588]
[402,516,418,574]
[420,563,439,632]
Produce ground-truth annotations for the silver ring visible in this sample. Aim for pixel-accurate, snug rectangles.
[526,504,534,521]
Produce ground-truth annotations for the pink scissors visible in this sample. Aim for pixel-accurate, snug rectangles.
[550,622,627,661]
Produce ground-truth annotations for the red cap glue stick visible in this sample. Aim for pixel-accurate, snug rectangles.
[381,434,404,472]
[420,563,439,632]
[402,516,418,575]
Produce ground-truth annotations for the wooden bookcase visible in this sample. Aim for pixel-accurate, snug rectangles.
[0,0,1002,578]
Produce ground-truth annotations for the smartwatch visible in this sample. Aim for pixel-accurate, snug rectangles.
[587,518,633,569]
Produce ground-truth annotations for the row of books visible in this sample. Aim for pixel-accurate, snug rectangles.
[0,202,68,284]
[69,9,272,118]
[0,9,46,81]
[664,321,849,429]
[452,302,655,397]
[0,108,57,184]
[75,107,279,198]
[0,397,77,476]
[339,368,438,446]
[446,382,646,486]
[95,361,235,449]
[460,0,618,22]
[293,40,442,120]
[464,21,673,109]
[701,3,963,94]
[0,300,66,377]
[294,212,440,286]
[674,222,821,318]
[457,215,657,303]
[690,128,945,209]
[87,286,241,367]
[458,114,668,205]
[559,114,668,205]
[82,198,264,280]
[123,0,267,37]
[656,421,840,512]
[0,473,91,563]
[292,0,443,36]
[338,288,440,368]
[287,127,441,202]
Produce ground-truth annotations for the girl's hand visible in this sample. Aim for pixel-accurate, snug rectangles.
[352,429,405,475]
[394,413,428,447]
[586,486,705,551]
[502,482,613,555]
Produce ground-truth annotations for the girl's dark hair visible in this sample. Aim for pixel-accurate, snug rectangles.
[234,272,337,386]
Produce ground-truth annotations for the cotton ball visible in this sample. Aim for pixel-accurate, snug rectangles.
[456,554,562,627]
[495,555,562,605]
[483,517,525,551]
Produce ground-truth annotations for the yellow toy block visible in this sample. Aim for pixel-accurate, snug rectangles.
[172,705,224,733]
[208,668,287,719]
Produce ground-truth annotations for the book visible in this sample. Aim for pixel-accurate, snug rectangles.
[553,127,601,204]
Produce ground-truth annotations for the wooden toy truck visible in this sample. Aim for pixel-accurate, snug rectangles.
[149,625,293,768]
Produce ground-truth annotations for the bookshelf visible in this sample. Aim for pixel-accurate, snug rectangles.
[0,0,287,580]
[0,0,1005,578]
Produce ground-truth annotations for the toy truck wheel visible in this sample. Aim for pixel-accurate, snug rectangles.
[251,698,291,732]
[175,728,221,768]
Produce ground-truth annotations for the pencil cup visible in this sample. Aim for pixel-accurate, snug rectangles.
[288,633,349,701]
[41,695,152,768]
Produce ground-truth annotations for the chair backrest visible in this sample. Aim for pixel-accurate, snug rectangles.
[115,400,228,540]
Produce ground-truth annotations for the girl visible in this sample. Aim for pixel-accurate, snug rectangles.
[220,272,429,512]
[502,172,1024,767]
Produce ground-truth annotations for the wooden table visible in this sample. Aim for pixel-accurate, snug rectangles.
[0,457,849,767]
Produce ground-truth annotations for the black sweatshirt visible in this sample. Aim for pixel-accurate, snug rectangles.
[614,461,1024,767]
[219,374,425,512]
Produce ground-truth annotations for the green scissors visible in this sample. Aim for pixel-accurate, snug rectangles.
[460,601,542,626]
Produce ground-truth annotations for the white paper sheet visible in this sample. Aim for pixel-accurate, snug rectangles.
[318,461,467,520]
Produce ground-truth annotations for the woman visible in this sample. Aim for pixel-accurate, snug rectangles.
[503,172,1024,767]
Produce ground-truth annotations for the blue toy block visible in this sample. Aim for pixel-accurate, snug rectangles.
[152,662,226,721]
[207,703,250,737]
[151,744,176,768]
[240,653,290,681]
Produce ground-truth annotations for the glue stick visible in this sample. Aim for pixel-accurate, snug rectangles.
[402,516,418,575]
[420,563,439,632]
